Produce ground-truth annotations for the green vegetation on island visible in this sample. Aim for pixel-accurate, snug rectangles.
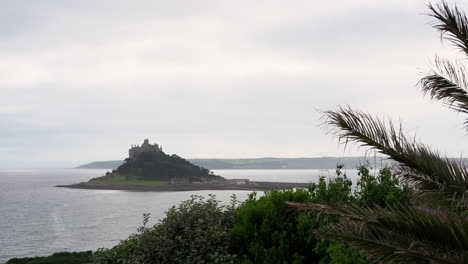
[6,251,93,264]
[89,175,169,186]
[88,140,224,185]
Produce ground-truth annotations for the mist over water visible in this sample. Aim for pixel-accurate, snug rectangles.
[0,168,363,263]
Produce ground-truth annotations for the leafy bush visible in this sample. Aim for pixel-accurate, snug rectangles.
[230,189,319,264]
[231,165,409,264]
[94,195,238,264]
[354,166,410,207]
[323,243,367,264]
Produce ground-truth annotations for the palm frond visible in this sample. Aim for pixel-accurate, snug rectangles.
[419,58,468,115]
[316,221,466,264]
[287,202,468,264]
[323,107,468,207]
[428,2,468,57]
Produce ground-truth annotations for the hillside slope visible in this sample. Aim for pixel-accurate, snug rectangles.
[88,151,223,183]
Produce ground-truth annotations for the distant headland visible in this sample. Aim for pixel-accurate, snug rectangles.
[59,139,311,191]
[75,156,392,170]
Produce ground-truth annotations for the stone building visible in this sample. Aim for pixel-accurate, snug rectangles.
[128,139,162,158]
[228,179,250,185]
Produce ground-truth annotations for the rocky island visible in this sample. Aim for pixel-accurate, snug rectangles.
[58,139,311,191]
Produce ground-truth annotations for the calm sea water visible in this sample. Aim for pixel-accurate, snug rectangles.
[0,168,362,263]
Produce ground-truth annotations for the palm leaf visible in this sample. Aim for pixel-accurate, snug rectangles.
[419,57,468,116]
[428,2,468,57]
[323,107,468,208]
[287,202,468,264]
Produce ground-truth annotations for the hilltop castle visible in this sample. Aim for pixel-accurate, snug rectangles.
[129,139,162,159]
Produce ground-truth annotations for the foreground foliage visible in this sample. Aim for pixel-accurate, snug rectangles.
[91,165,407,264]
[290,2,468,263]
[94,195,238,264]
[232,166,409,264]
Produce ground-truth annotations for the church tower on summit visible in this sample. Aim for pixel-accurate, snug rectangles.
[128,139,162,158]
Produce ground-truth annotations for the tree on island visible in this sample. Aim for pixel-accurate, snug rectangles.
[289,2,468,263]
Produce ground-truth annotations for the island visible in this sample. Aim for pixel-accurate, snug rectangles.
[58,139,311,191]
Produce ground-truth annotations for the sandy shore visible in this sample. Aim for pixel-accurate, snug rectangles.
[55,181,312,192]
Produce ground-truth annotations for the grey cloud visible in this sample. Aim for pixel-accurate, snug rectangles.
[255,7,434,60]
[0,1,468,167]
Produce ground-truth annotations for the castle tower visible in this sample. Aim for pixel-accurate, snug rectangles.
[128,139,162,159]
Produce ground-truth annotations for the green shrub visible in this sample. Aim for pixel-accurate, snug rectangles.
[230,189,318,264]
[355,166,410,207]
[230,165,410,264]
[230,168,359,264]
[94,195,238,264]
[324,243,368,264]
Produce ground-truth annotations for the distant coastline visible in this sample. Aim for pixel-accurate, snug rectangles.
[56,181,312,192]
[75,157,392,170]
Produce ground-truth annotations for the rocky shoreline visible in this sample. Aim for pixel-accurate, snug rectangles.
[55,181,312,192]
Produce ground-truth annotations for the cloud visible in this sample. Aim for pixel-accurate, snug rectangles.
[0,0,468,167]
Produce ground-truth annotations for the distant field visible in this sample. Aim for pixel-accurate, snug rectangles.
[90,176,169,186]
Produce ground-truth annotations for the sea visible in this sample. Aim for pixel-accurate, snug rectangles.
[0,168,363,263]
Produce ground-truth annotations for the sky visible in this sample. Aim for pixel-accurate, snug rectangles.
[1,0,468,168]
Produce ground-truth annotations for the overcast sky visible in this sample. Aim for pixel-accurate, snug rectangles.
[1,0,468,168]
